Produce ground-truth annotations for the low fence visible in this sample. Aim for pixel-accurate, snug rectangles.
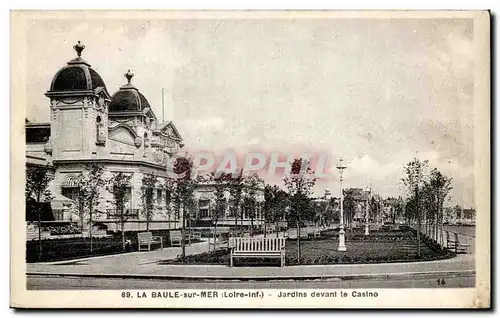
[408,223,474,254]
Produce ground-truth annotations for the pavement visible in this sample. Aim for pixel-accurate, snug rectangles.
[27,274,476,290]
[26,239,475,281]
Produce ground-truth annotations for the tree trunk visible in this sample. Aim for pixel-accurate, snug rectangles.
[234,210,238,235]
[276,220,279,238]
[264,218,267,238]
[181,206,186,258]
[349,214,353,238]
[146,208,150,232]
[37,192,42,261]
[250,216,254,237]
[89,202,93,253]
[121,213,126,251]
[416,187,421,258]
[213,220,218,252]
[80,202,84,233]
[240,208,244,235]
[296,217,301,262]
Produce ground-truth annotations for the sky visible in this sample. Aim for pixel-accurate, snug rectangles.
[25,17,475,207]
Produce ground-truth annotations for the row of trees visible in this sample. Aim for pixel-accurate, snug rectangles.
[25,156,198,260]
[401,158,453,257]
[26,157,321,262]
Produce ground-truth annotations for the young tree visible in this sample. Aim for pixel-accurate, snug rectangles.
[243,173,263,237]
[172,155,197,258]
[402,158,429,258]
[394,196,405,224]
[210,172,229,250]
[369,197,380,224]
[263,184,274,238]
[140,172,158,232]
[453,204,463,221]
[283,158,317,262]
[107,172,133,251]
[323,197,338,228]
[264,184,289,238]
[343,193,357,237]
[162,178,175,234]
[76,164,106,253]
[227,169,245,234]
[26,164,54,260]
[428,169,453,244]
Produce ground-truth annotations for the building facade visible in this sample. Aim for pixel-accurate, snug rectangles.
[26,41,263,234]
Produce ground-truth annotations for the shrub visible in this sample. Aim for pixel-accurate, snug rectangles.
[26,237,124,263]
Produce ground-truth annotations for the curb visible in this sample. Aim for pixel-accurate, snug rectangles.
[26,269,475,282]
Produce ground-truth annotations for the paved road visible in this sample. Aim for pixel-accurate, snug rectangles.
[27,274,475,290]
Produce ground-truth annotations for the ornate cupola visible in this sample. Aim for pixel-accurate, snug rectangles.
[46,41,110,98]
[109,70,156,119]
[109,70,157,139]
[45,41,111,160]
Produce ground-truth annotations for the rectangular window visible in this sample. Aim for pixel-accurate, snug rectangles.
[199,200,210,219]
[156,189,162,205]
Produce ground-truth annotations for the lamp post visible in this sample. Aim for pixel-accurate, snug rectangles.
[365,185,371,236]
[336,157,347,252]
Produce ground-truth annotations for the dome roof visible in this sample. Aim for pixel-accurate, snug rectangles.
[109,70,151,113]
[48,41,108,93]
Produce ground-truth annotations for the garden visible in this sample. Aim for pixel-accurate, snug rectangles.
[26,228,202,263]
[159,225,455,266]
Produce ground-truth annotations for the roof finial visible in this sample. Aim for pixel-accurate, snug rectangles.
[125,70,134,84]
[73,41,85,57]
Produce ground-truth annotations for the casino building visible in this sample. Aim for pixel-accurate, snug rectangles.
[26,41,264,236]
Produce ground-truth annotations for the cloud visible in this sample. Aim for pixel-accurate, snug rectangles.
[25,18,476,207]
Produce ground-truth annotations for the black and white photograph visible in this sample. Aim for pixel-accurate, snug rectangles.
[10,10,490,308]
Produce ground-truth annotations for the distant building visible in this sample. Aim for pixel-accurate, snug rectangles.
[343,188,369,222]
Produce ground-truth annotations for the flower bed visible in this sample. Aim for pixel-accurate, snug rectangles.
[160,228,455,266]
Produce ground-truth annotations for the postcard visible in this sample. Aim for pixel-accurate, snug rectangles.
[10,10,490,308]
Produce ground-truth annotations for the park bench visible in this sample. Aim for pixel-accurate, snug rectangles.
[191,229,202,240]
[285,228,309,239]
[446,231,470,254]
[208,228,231,250]
[229,237,286,267]
[169,230,182,247]
[307,228,321,239]
[137,232,163,251]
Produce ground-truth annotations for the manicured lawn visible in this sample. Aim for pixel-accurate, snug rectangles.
[161,228,454,266]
